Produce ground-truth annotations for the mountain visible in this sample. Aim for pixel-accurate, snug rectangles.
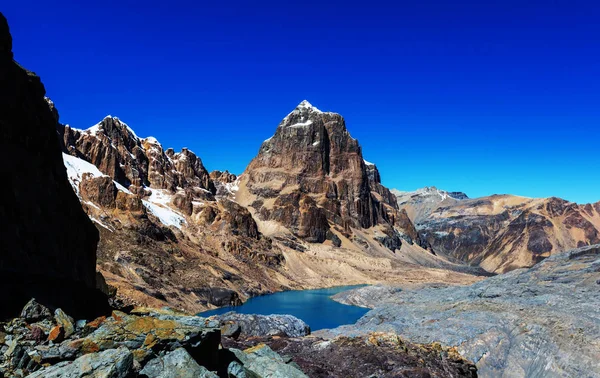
[0,13,107,318]
[58,115,291,312]
[237,100,422,250]
[396,188,600,273]
[55,102,484,312]
[393,187,469,224]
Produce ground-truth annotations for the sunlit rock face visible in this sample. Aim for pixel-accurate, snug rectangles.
[240,100,404,244]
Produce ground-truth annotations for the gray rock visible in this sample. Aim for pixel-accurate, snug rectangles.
[234,344,308,378]
[222,322,242,339]
[227,360,247,378]
[212,313,310,338]
[140,348,218,378]
[75,319,87,331]
[20,299,51,323]
[54,309,75,338]
[325,244,600,378]
[27,347,133,378]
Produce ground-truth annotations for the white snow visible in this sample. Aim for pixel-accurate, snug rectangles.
[89,216,114,232]
[84,116,139,141]
[282,100,323,122]
[297,100,321,112]
[62,153,131,195]
[363,159,375,166]
[147,189,173,206]
[142,200,186,230]
[144,189,188,230]
[288,120,313,128]
[144,136,160,145]
[224,177,241,195]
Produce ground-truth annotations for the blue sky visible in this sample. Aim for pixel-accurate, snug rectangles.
[3,1,599,203]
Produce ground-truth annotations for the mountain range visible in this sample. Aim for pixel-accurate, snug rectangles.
[1,11,599,377]
[52,96,600,313]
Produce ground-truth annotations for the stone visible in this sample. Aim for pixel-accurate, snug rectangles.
[54,309,75,338]
[27,347,134,378]
[325,244,600,378]
[75,319,87,331]
[212,313,310,338]
[26,326,45,344]
[73,311,220,366]
[47,325,65,343]
[223,333,477,378]
[227,360,247,378]
[221,322,242,339]
[242,344,308,378]
[19,299,51,323]
[139,347,218,378]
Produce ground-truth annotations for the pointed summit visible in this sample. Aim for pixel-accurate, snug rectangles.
[283,100,323,122]
[296,100,321,112]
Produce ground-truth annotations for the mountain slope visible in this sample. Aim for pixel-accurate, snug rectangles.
[396,188,600,273]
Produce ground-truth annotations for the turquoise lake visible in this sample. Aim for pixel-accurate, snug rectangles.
[199,285,369,331]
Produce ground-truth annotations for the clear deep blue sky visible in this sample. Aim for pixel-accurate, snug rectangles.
[3,1,599,203]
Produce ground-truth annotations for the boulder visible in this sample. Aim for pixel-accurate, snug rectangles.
[212,313,310,338]
[54,309,75,338]
[20,299,51,322]
[27,347,134,378]
[140,348,218,378]
[231,344,308,378]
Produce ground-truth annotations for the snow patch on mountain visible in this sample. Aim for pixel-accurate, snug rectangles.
[142,200,186,230]
[62,153,130,196]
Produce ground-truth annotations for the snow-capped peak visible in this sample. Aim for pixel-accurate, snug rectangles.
[297,100,321,112]
[363,159,375,167]
[84,116,139,140]
[143,136,160,145]
[282,100,323,123]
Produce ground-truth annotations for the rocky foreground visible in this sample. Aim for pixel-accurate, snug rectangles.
[0,300,477,378]
[326,244,600,378]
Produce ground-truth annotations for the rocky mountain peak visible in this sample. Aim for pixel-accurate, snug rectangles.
[239,101,413,247]
[287,99,322,116]
[60,117,215,194]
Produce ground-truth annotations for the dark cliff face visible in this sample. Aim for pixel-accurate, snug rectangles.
[0,13,105,318]
[243,101,403,243]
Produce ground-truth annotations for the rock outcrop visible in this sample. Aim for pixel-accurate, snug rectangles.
[327,244,600,378]
[212,313,311,338]
[238,101,416,248]
[224,333,477,378]
[397,188,600,273]
[0,12,106,319]
[1,302,314,378]
[61,118,215,194]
